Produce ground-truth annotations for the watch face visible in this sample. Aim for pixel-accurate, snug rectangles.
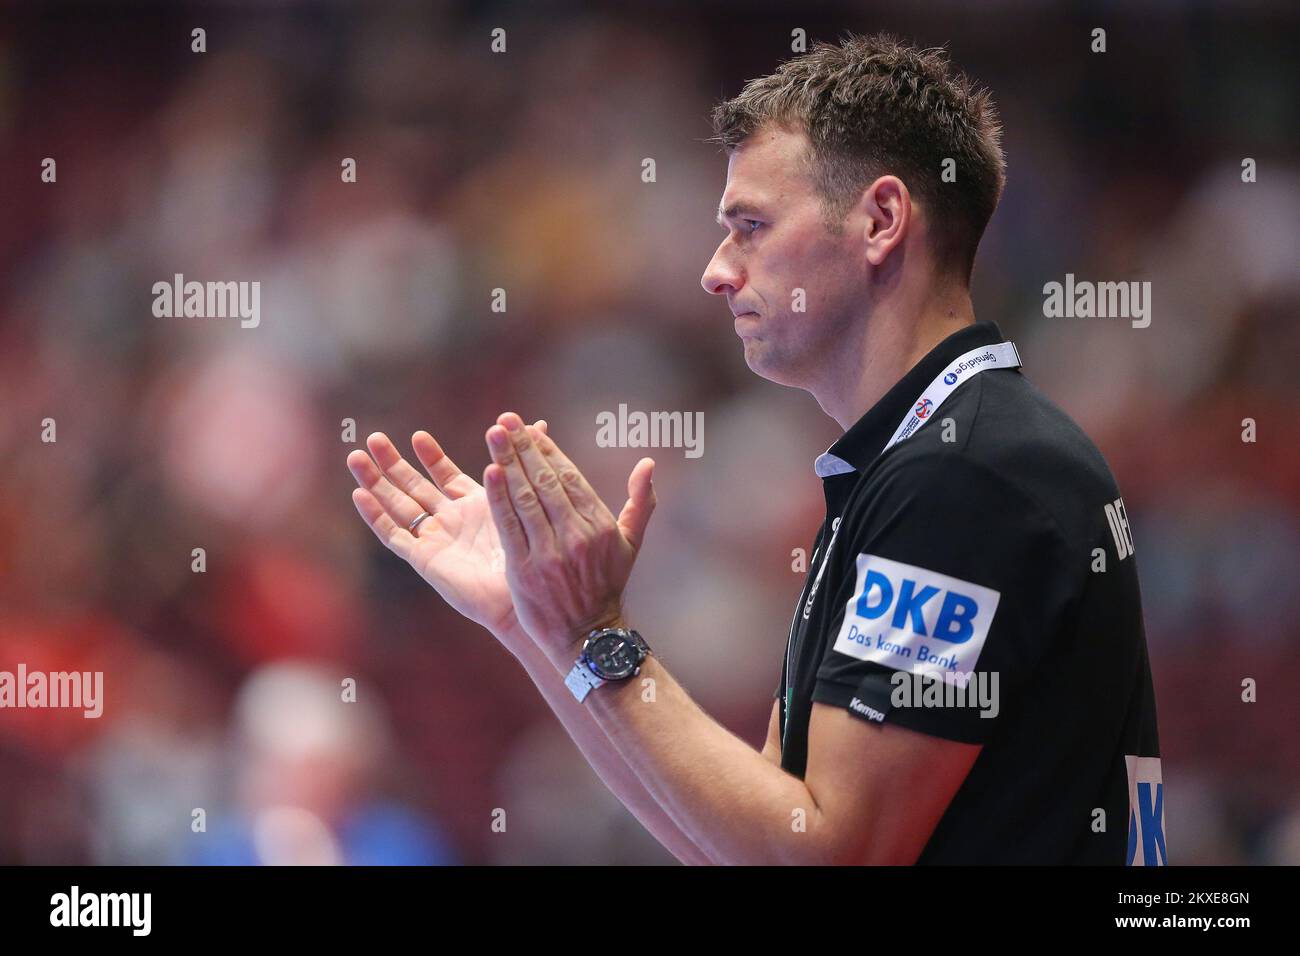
[587,633,641,680]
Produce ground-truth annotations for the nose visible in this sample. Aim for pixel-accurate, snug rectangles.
[700,237,743,297]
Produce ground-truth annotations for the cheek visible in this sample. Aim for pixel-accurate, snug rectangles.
[753,238,815,311]
[759,235,842,317]
[795,236,858,309]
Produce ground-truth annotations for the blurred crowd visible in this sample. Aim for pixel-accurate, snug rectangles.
[0,2,1296,864]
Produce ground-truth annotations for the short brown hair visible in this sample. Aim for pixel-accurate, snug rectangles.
[708,32,1005,283]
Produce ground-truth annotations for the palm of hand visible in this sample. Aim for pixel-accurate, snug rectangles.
[347,431,521,639]
[408,478,514,634]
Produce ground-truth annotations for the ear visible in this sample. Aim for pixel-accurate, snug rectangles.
[861,175,911,268]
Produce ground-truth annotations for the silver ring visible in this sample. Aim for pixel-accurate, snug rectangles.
[408,511,432,533]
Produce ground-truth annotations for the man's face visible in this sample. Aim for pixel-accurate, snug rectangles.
[701,124,865,388]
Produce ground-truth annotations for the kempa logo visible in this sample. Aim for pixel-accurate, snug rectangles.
[0,665,102,718]
[848,696,886,722]
[890,669,1000,719]
[152,273,261,328]
[595,403,703,459]
[50,886,151,936]
[1042,273,1151,328]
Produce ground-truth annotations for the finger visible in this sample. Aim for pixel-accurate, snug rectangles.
[534,419,548,435]
[347,445,430,532]
[366,432,449,515]
[411,430,476,499]
[616,457,657,552]
[486,422,556,548]
[483,463,529,563]
[526,424,612,528]
[497,412,585,530]
[350,487,416,562]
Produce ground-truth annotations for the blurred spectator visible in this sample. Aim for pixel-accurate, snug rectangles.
[187,662,455,866]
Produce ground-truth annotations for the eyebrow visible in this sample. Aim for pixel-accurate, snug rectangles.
[715,201,765,227]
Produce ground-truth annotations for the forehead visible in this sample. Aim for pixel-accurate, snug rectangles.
[717,125,813,217]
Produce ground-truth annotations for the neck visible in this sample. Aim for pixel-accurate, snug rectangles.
[812,284,977,429]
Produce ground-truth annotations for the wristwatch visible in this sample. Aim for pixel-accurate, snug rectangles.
[564,627,651,703]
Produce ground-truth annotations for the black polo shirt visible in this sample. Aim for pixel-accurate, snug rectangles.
[776,320,1165,865]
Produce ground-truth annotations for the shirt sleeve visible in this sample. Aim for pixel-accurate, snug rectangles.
[811,452,1074,744]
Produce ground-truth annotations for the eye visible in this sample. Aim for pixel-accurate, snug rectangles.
[743,219,764,235]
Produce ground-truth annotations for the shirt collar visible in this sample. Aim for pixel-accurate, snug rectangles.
[814,320,1008,477]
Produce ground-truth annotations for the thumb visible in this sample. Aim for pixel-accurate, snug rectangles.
[616,457,656,552]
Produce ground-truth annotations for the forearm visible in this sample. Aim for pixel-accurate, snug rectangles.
[500,626,714,865]
[566,652,831,865]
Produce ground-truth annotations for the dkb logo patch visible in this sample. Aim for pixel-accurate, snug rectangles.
[832,554,1000,685]
[1125,755,1167,866]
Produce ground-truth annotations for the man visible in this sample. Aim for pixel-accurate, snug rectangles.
[347,33,1165,865]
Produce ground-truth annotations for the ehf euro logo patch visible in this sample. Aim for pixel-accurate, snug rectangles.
[914,398,934,419]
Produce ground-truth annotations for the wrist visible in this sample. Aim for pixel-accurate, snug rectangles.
[489,616,539,663]
[548,610,630,673]
[546,632,595,674]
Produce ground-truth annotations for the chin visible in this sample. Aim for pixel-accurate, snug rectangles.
[742,340,799,387]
